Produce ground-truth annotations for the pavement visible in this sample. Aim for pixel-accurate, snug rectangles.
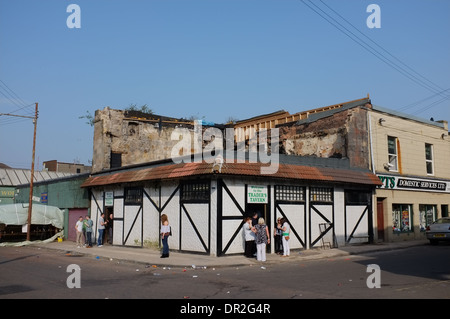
[30,239,430,268]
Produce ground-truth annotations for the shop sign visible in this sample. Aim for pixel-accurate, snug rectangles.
[0,189,15,198]
[41,192,48,204]
[247,185,268,203]
[105,192,114,206]
[377,174,450,193]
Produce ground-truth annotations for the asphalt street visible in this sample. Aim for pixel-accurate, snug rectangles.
[0,242,449,300]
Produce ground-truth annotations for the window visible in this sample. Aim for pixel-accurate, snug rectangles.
[345,190,371,205]
[110,152,122,169]
[275,185,305,202]
[181,181,210,202]
[392,204,413,233]
[425,143,434,175]
[387,136,398,171]
[310,187,333,203]
[124,187,143,205]
[419,204,436,231]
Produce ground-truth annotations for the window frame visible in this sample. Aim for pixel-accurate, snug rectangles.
[181,180,210,203]
[392,204,413,233]
[425,143,434,176]
[275,185,306,203]
[387,136,398,172]
[419,204,437,231]
[124,187,143,206]
[310,187,333,203]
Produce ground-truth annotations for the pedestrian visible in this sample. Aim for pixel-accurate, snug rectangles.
[75,216,84,248]
[243,217,256,258]
[107,213,114,244]
[83,215,93,248]
[160,214,171,258]
[280,217,290,257]
[82,217,87,246]
[274,217,283,254]
[254,217,270,262]
[97,213,106,247]
[251,212,259,227]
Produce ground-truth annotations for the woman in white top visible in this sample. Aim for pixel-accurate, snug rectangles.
[160,214,171,258]
[243,217,256,258]
[280,217,290,257]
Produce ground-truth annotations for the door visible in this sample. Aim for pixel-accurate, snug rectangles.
[68,209,88,241]
[442,205,449,218]
[377,199,385,242]
[246,203,270,252]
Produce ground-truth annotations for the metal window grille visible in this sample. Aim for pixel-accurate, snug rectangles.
[124,187,143,205]
[275,185,305,202]
[181,181,210,202]
[310,187,333,202]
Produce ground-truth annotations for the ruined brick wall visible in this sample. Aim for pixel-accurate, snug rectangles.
[91,105,372,173]
[278,107,370,169]
[92,107,198,172]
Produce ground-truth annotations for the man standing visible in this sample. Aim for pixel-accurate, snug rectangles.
[84,215,93,248]
[97,213,106,247]
[75,216,84,248]
[107,213,114,245]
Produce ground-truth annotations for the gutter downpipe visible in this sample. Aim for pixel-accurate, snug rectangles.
[368,112,376,174]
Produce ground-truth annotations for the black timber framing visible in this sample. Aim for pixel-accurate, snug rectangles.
[122,187,143,247]
[309,187,336,248]
[179,180,211,255]
[144,184,179,250]
[274,185,307,249]
[344,189,374,244]
[217,179,246,256]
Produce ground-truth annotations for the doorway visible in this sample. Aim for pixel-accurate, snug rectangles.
[104,206,114,245]
[442,205,449,218]
[246,203,271,252]
[376,198,385,242]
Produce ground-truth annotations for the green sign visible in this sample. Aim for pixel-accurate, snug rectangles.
[247,185,268,203]
[105,192,114,206]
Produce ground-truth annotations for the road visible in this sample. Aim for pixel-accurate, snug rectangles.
[0,243,449,301]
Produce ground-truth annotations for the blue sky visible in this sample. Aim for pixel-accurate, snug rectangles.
[1,0,449,168]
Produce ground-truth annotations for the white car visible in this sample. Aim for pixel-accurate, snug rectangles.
[426,217,450,245]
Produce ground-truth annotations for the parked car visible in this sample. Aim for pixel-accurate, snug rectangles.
[426,217,450,245]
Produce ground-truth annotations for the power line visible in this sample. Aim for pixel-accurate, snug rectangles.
[398,88,450,112]
[299,0,450,101]
[413,95,449,115]
[0,79,29,107]
[317,0,449,98]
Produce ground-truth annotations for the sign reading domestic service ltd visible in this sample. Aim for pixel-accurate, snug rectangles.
[247,185,268,203]
[377,174,450,193]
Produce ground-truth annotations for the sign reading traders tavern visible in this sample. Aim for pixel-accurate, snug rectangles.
[377,175,450,193]
[247,185,269,203]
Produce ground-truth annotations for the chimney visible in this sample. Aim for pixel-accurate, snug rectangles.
[436,120,448,131]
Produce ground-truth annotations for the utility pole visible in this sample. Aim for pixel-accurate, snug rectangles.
[0,103,38,241]
[26,102,38,241]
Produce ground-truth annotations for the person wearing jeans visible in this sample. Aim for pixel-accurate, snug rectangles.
[160,214,171,258]
[97,213,106,247]
[84,215,93,247]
